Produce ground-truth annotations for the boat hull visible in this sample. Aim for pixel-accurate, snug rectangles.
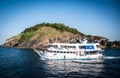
[36,51,103,60]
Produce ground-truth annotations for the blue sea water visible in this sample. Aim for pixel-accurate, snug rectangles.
[0,47,120,78]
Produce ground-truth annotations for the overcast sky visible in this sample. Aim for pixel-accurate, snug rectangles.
[0,0,120,44]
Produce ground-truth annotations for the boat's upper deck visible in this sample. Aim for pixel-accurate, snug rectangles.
[47,41,101,51]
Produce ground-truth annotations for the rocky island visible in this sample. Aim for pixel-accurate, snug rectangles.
[3,23,119,49]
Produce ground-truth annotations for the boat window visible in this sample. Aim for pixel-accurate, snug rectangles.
[70,46,76,48]
[47,50,51,52]
[50,45,54,47]
[79,45,94,49]
[51,45,58,48]
[54,51,56,53]
[54,45,58,48]
[57,51,59,53]
[73,52,75,54]
[79,46,86,49]
[64,51,66,53]
[67,51,69,53]
[99,51,102,54]
[85,51,88,54]
[62,46,69,49]
[85,45,94,49]
[70,51,72,53]
[49,51,52,53]
[60,51,62,53]
[89,51,98,54]
[47,45,51,48]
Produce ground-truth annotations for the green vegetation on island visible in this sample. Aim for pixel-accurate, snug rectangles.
[19,23,85,43]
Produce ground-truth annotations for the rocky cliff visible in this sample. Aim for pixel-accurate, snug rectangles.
[106,41,120,49]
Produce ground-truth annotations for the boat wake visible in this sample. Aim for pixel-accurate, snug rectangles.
[103,56,120,59]
[72,60,104,64]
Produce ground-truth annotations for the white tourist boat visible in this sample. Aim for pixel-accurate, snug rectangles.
[34,39,103,60]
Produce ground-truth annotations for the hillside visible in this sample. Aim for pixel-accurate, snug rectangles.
[3,23,107,49]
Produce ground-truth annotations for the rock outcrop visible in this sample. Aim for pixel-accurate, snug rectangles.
[106,41,120,49]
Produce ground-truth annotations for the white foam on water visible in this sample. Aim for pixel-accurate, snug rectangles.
[103,56,120,59]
